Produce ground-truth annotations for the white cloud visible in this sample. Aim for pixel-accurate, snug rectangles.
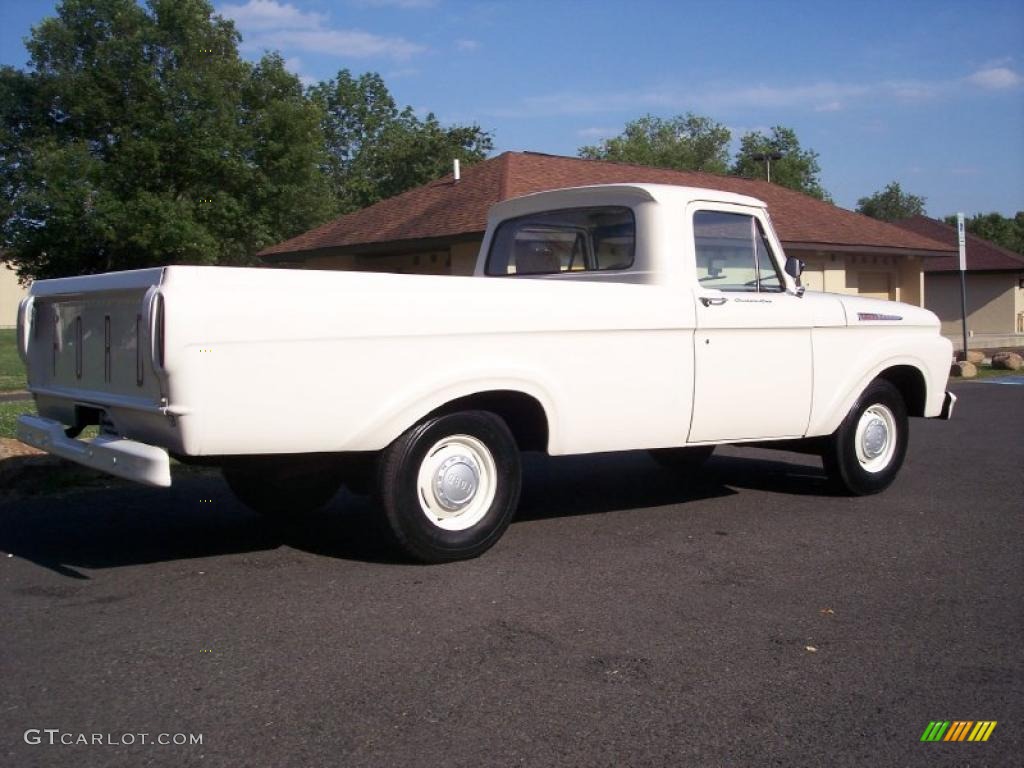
[964,67,1023,90]
[219,0,323,30]
[356,0,438,8]
[576,127,617,139]
[487,67,1018,120]
[246,28,424,59]
[219,0,426,60]
[386,67,421,79]
[456,39,480,52]
[283,56,316,86]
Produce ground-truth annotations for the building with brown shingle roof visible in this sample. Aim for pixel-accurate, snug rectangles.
[891,215,1024,338]
[260,151,954,307]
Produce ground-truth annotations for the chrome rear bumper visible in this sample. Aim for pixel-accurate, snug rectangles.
[16,414,172,487]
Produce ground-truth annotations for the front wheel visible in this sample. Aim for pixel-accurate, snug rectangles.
[822,379,908,495]
[376,411,521,563]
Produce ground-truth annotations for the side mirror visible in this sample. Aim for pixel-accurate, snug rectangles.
[784,257,805,279]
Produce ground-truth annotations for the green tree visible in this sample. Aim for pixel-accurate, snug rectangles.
[942,211,1024,255]
[732,126,830,200]
[578,113,732,173]
[855,181,927,222]
[310,70,492,213]
[1,0,334,280]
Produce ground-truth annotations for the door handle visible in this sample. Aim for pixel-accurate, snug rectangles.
[699,297,728,307]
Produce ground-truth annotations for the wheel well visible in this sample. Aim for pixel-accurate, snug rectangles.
[430,390,549,452]
[877,365,927,417]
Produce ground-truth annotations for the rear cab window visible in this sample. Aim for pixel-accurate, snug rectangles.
[486,207,635,276]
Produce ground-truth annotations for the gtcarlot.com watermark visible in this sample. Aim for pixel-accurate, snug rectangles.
[24,729,203,747]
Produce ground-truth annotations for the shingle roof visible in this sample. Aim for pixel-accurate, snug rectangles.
[259,151,954,259]
[890,215,1024,272]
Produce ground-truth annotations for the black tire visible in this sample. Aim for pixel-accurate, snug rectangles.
[222,454,344,518]
[377,411,521,563]
[648,445,715,473]
[822,379,908,496]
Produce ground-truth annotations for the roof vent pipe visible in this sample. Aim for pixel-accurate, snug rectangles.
[453,158,460,182]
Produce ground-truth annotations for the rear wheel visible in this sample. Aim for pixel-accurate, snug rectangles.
[377,411,521,563]
[822,379,908,495]
[222,455,344,518]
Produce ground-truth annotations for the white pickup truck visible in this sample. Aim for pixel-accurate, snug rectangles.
[16,183,955,562]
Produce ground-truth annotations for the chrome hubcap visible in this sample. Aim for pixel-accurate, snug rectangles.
[854,404,897,473]
[862,418,888,459]
[433,455,480,511]
[416,435,497,531]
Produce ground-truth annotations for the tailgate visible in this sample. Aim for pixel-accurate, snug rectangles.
[20,268,167,408]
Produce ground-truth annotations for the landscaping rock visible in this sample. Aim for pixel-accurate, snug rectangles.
[991,351,1023,371]
[950,361,977,378]
[957,349,985,364]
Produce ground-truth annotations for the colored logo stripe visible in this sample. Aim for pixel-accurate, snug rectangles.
[920,721,997,742]
[969,721,997,742]
[921,721,949,741]
[944,721,972,741]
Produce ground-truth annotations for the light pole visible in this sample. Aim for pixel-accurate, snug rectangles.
[751,151,783,183]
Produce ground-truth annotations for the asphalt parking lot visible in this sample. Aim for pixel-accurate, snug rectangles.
[1,379,1021,767]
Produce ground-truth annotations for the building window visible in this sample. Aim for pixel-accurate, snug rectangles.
[485,207,635,276]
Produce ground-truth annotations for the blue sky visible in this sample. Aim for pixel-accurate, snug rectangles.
[2,0,1022,217]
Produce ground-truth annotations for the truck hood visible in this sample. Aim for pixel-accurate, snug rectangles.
[833,293,939,329]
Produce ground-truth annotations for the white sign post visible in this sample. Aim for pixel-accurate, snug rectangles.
[957,213,968,358]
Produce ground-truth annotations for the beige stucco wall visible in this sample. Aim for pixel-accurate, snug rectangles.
[450,240,482,275]
[0,263,29,329]
[792,250,922,305]
[924,271,1023,335]
[302,246,467,275]
[1016,278,1024,333]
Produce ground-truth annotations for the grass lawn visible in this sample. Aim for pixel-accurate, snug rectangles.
[972,363,1023,378]
[0,328,28,392]
[0,399,31,439]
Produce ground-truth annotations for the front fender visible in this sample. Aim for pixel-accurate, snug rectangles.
[807,329,952,437]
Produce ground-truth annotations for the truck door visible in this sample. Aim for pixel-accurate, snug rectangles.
[687,204,814,443]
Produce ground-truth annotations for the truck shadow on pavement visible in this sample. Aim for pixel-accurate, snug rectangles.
[0,450,834,577]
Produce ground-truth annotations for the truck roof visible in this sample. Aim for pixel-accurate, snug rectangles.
[490,183,767,223]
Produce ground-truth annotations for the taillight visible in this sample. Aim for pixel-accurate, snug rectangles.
[16,295,34,364]
[154,293,165,370]
[136,313,144,386]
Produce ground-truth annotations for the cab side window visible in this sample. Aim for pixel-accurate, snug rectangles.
[694,211,783,292]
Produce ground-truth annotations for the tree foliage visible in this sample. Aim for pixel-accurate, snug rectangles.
[732,126,829,200]
[856,181,926,222]
[942,211,1024,256]
[1,0,336,280]
[579,117,830,199]
[310,71,491,213]
[578,113,732,173]
[1,0,492,280]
